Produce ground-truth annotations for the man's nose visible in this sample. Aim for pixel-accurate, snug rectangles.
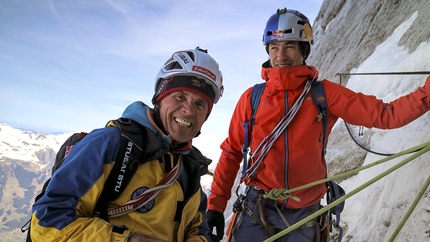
[181,101,196,115]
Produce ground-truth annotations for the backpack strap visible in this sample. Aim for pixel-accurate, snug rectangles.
[94,118,147,221]
[310,80,328,153]
[241,83,265,179]
[311,80,345,242]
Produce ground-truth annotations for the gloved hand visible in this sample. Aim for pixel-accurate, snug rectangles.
[206,210,225,241]
[209,234,220,242]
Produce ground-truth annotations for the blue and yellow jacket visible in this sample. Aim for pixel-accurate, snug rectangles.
[30,101,212,242]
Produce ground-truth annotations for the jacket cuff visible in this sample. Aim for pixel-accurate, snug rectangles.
[425,76,430,104]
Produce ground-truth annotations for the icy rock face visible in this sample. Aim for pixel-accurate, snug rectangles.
[305,0,430,241]
[308,0,430,84]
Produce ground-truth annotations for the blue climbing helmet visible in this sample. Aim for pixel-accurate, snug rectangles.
[263,8,314,59]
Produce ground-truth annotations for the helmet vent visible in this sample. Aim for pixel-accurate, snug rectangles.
[299,30,304,38]
[186,51,196,61]
[297,20,306,26]
[165,61,183,71]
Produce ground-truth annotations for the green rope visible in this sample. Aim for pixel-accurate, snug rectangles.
[263,140,430,201]
[263,141,430,242]
[388,174,430,242]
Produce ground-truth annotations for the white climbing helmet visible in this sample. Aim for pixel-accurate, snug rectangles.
[154,47,224,104]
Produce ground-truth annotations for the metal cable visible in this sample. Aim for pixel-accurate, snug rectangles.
[336,71,430,156]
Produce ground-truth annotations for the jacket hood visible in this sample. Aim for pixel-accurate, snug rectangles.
[121,101,155,132]
[261,63,319,90]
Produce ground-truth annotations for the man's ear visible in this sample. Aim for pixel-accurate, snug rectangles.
[194,130,201,137]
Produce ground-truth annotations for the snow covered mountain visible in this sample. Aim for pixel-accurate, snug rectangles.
[0,124,72,166]
[0,124,74,240]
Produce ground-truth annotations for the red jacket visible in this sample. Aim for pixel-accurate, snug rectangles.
[208,64,430,212]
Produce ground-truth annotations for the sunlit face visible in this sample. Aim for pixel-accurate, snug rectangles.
[157,91,209,143]
[268,41,304,68]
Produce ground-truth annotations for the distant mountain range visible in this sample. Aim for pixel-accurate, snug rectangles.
[0,123,73,241]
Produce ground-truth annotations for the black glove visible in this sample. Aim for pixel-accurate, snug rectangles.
[209,234,220,242]
[206,210,225,241]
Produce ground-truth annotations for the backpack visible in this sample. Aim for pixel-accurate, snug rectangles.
[242,80,345,242]
[21,118,148,242]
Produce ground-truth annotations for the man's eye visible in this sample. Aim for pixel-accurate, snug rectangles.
[196,101,207,110]
[175,94,185,101]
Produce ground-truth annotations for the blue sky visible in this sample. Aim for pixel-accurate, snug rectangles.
[0,0,323,151]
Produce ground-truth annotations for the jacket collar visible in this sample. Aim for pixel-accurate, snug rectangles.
[121,101,192,153]
[261,62,319,90]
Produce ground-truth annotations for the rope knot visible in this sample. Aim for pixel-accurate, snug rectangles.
[263,189,301,202]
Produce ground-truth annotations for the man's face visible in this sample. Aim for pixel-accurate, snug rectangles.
[157,90,209,143]
[268,41,304,67]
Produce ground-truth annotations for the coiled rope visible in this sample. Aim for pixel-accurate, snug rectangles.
[247,79,314,179]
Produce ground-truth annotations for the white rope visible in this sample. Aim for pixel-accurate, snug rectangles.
[247,76,316,179]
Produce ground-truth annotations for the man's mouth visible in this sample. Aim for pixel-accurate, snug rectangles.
[275,63,292,68]
[175,117,191,127]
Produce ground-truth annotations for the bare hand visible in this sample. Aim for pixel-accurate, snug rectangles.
[127,233,166,242]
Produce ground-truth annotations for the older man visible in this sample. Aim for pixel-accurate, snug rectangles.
[30,47,224,242]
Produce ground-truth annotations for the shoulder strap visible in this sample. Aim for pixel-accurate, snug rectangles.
[94,118,148,220]
[310,80,328,153]
[241,83,265,179]
[250,83,266,120]
[311,81,346,242]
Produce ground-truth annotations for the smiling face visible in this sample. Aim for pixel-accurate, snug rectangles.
[268,41,305,68]
[157,90,209,143]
